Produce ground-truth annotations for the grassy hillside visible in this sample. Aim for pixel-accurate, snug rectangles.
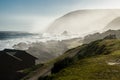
[40,39,120,80]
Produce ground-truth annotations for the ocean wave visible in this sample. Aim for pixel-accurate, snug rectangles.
[0,32,81,50]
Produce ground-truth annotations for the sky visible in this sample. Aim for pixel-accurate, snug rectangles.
[1,0,120,33]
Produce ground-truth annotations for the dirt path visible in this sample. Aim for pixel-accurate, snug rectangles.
[21,65,53,80]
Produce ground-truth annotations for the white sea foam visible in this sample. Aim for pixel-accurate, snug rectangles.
[0,33,81,50]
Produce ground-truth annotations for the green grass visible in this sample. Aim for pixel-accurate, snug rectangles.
[42,39,120,80]
[50,55,120,80]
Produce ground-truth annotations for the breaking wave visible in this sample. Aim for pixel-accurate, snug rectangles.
[0,31,81,50]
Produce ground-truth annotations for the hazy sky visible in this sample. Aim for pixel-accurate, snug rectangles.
[1,0,120,32]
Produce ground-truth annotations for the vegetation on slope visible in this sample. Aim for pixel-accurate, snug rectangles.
[39,39,120,80]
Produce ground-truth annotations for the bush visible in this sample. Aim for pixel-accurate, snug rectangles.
[51,57,75,73]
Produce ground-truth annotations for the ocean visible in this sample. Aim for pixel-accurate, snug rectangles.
[0,31,80,50]
[0,31,39,50]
